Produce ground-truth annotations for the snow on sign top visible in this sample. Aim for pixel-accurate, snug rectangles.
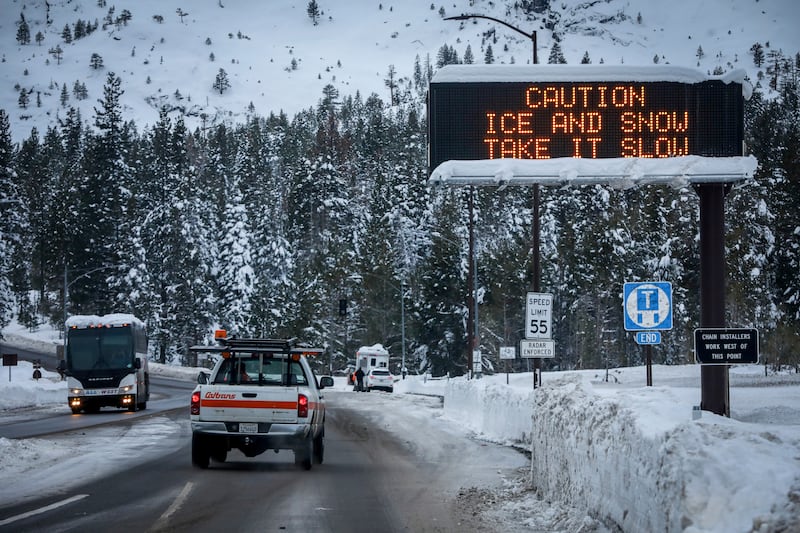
[428,155,759,189]
[428,64,754,186]
[430,65,751,94]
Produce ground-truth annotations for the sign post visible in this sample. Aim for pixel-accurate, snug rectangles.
[499,346,515,384]
[624,282,672,386]
[2,353,18,382]
[525,292,554,388]
[427,64,750,415]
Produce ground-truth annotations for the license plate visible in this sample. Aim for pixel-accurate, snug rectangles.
[85,388,116,396]
[239,423,258,433]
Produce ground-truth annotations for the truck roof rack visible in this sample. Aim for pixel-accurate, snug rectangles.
[189,337,323,356]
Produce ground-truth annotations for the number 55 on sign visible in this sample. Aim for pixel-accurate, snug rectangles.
[526,292,553,339]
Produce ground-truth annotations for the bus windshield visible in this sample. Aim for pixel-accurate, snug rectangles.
[67,327,134,371]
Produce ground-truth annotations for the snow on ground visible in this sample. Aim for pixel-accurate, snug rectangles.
[2,322,800,532]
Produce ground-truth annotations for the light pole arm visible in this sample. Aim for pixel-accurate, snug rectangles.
[63,264,118,328]
[445,14,538,64]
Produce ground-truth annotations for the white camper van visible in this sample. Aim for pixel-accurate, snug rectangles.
[355,344,389,374]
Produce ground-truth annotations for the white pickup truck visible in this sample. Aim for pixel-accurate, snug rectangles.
[189,334,334,470]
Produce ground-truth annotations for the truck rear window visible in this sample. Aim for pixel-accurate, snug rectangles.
[213,357,308,386]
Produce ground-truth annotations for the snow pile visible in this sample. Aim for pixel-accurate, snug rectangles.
[437,370,800,532]
[440,377,536,448]
[0,361,65,410]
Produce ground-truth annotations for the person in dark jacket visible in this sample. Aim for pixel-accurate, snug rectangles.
[355,367,365,392]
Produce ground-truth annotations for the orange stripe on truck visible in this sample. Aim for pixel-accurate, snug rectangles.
[201,399,297,409]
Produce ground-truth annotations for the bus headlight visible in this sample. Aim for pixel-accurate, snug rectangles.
[70,388,83,395]
[119,385,133,393]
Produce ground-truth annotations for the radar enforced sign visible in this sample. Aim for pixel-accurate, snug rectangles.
[520,339,555,358]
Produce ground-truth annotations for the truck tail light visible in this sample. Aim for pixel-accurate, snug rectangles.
[191,391,201,415]
[297,394,308,418]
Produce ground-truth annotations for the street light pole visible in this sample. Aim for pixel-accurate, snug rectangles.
[445,13,540,385]
[400,282,407,379]
[467,187,477,378]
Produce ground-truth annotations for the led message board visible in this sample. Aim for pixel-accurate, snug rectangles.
[428,67,744,172]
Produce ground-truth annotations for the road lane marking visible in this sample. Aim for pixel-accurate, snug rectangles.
[152,481,194,530]
[0,494,88,527]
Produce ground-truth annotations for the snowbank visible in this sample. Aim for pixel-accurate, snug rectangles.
[437,369,800,533]
[0,361,65,410]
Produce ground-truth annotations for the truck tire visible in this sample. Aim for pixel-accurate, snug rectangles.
[313,430,324,464]
[294,437,313,470]
[211,439,227,463]
[192,434,210,469]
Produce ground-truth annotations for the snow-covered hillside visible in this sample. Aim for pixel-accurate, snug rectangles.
[1,0,797,142]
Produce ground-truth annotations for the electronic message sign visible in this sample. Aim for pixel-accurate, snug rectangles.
[428,66,745,172]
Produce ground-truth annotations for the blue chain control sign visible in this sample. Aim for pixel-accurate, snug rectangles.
[623,282,673,331]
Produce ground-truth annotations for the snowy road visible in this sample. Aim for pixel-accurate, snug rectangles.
[0,389,548,532]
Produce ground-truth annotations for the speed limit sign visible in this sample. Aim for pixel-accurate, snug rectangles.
[525,292,553,339]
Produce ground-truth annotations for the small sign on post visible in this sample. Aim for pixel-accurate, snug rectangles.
[498,346,516,360]
[472,350,482,376]
[520,339,555,358]
[499,346,515,385]
[2,353,18,382]
[694,328,759,364]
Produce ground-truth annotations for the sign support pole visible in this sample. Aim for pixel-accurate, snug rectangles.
[697,183,730,417]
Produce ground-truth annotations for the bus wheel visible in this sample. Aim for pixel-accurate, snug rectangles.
[137,401,147,410]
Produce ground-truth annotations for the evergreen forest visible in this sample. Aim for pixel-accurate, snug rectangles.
[0,50,798,376]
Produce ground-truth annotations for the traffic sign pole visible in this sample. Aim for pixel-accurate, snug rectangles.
[698,184,730,417]
[526,292,552,389]
[625,283,671,387]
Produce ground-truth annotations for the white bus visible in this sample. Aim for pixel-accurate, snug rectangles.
[59,314,150,414]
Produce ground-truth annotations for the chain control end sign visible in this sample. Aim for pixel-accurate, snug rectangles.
[635,331,662,345]
[526,292,553,339]
[624,282,673,331]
